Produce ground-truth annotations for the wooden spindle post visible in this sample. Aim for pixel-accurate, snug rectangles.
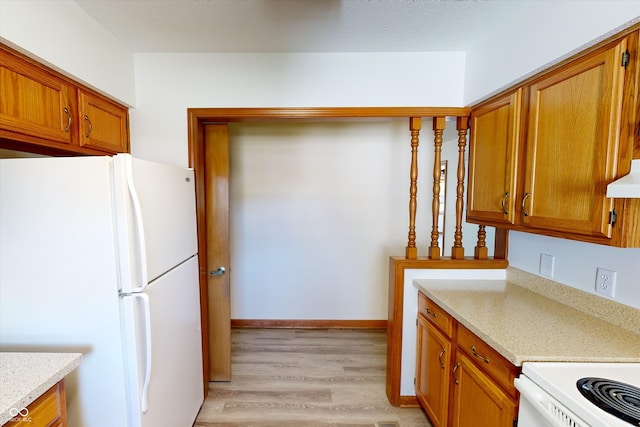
[474,225,488,259]
[405,117,421,259]
[451,116,468,259]
[429,117,445,259]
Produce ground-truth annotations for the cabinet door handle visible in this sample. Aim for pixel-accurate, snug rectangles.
[425,307,437,318]
[84,115,93,138]
[471,345,490,364]
[63,107,73,132]
[452,363,460,384]
[501,192,510,214]
[438,348,446,369]
[521,192,531,217]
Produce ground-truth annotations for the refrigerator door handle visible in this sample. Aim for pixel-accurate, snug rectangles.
[133,292,153,414]
[125,156,149,293]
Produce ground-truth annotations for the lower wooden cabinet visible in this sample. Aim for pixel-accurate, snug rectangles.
[450,352,518,427]
[415,292,519,427]
[416,314,451,427]
[3,380,67,427]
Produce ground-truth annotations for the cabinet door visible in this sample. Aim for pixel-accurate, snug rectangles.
[522,39,627,237]
[450,352,517,427]
[78,90,129,153]
[0,49,75,145]
[4,381,67,427]
[467,89,522,225]
[415,315,451,427]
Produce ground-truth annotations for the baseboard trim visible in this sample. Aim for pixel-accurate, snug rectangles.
[399,395,419,408]
[231,319,388,329]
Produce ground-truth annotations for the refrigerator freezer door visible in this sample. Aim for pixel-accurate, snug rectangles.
[120,256,204,427]
[113,154,198,290]
[0,156,131,427]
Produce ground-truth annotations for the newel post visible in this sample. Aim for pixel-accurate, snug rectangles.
[405,117,421,259]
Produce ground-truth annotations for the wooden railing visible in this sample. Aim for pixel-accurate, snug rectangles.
[403,114,506,261]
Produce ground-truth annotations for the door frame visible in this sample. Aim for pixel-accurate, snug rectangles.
[187,106,469,394]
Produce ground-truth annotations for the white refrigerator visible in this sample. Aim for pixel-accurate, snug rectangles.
[0,154,204,427]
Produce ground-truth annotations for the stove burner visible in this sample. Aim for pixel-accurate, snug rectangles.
[577,377,640,426]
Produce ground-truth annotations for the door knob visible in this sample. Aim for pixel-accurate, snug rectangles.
[209,266,226,277]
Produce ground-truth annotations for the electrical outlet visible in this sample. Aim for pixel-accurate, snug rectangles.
[595,268,617,298]
[539,253,555,278]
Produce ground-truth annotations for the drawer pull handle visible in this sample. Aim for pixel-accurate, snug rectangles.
[452,363,460,384]
[501,192,510,214]
[521,192,531,217]
[471,346,490,364]
[425,307,437,318]
[63,107,73,132]
[438,348,446,369]
[84,115,93,138]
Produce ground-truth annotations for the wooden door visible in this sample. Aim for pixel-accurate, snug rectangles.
[521,39,627,237]
[467,89,522,225]
[204,123,231,381]
[450,353,517,427]
[415,315,451,427]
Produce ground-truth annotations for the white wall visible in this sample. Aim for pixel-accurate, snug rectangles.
[130,52,464,166]
[131,52,464,320]
[0,0,135,106]
[464,2,640,309]
[229,121,408,319]
[509,233,640,309]
[465,1,640,104]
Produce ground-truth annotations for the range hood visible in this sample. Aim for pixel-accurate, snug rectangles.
[607,159,640,198]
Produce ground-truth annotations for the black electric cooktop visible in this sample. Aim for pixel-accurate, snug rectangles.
[577,377,640,426]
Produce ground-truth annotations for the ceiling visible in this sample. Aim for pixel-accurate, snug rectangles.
[73,0,526,53]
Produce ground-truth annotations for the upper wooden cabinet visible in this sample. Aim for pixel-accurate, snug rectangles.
[467,27,640,247]
[522,41,625,238]
[0,44,129,155]
[78,90,129,153]
[467,89,522,226]
[0,51,76,147]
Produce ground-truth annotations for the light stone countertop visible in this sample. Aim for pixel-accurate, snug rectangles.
[413,279,640,366]
[0,352,82,424]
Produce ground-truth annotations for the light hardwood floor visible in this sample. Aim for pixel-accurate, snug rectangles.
[194,328,432,427]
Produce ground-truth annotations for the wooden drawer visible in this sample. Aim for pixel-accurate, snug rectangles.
[4,381,66,427]
[456,324,520,398]
[418,292,453,338]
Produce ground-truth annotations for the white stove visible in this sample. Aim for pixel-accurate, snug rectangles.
[514,362,640,427]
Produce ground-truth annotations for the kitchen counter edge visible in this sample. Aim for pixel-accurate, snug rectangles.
[413,279,640,366]
[0,352,82,424]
